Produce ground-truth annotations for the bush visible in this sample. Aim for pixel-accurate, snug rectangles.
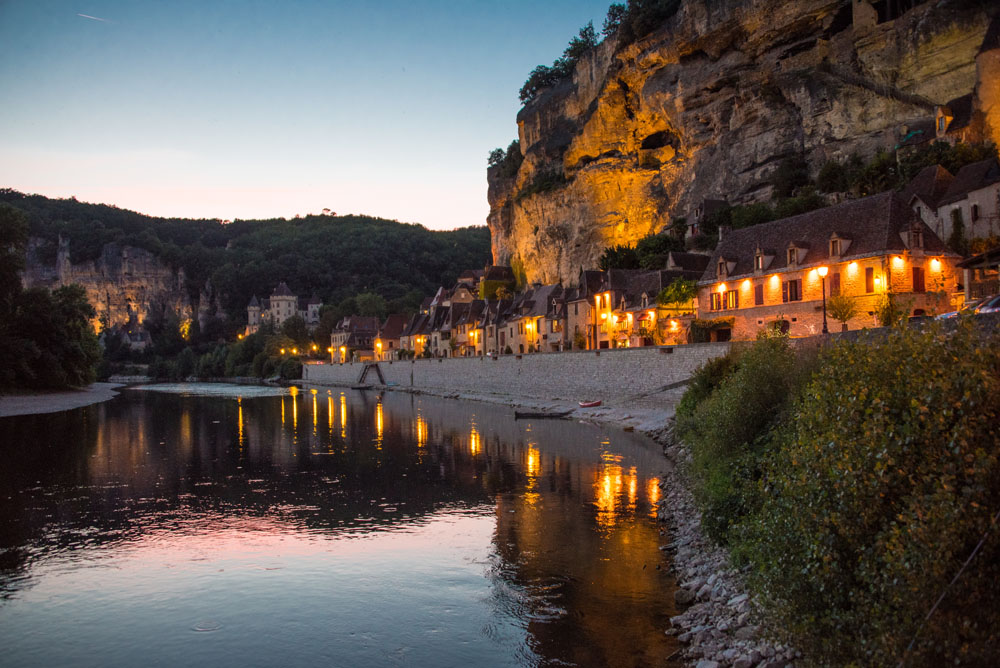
[739,321,1000,666]
[677,334,816,543]
[598,244,640,270]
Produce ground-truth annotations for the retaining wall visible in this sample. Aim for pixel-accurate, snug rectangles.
[303,343,732,408]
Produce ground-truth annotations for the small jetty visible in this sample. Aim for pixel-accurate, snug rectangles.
[514,409,574,420]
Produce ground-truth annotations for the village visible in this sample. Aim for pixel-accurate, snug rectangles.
[244,151,1000,364]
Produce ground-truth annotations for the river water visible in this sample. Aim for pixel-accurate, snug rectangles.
[0,384,679,667]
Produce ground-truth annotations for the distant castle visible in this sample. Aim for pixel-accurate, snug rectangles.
[245,282,321,335]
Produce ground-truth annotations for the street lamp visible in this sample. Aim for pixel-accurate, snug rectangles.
[818,266,829,334]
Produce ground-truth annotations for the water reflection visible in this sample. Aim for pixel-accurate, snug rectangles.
[0,386,678,667]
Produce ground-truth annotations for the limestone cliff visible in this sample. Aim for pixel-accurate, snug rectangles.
[22,237,206,331]
[488,0,995,284]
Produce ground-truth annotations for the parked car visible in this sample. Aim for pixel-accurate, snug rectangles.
[935,295,998,319]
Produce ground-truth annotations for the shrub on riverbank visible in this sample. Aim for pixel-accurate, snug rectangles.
[736,320,1000,666]
[676,333,816,544]
[679,321,1000,665]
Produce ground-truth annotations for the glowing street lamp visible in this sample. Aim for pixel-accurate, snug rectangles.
[818,266,829,334]
[339,345,346,363]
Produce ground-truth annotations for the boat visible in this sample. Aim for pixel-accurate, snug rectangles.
[578,400,602,408]
[514,409,574,420]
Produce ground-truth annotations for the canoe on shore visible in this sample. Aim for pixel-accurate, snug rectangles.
[514,409,574,420]
[578,400,602,408]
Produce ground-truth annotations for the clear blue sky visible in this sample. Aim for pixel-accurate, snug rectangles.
[0,0,612,229]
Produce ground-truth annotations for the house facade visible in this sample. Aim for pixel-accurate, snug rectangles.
[696,192,962,341]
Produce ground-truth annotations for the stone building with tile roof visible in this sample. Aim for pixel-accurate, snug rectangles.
[934,158,1000,244]
[696,191,962,340]
[245,283,322,335]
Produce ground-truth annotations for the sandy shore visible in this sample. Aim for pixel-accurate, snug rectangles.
[0,382,123,417]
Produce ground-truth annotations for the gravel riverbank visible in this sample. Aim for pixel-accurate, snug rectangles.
[0,382,123,417]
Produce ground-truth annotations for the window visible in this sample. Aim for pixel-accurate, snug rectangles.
[710,292,722,310]
[717,259,727,278]
[909,226,924,249]
[754,253,764,271]
[782,279,802,302]
[829,238,841,256]
[787,248,797,266]
[865,267,875,293]
[574,303,578,315]
[726,290,738,310]
[938,116,946,132]
[972,204,980,221]
[913,266,925,293]
[830,272,841,296]
[754,283,764,306]
[712,291,738,310]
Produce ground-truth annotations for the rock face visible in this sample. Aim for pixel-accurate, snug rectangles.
[22,237,200,331]
[487,0,995,285]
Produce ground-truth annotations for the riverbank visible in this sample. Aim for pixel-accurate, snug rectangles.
[300,378,791,668]
[0,382,123,417]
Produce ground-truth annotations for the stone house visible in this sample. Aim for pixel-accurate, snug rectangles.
[934,158,1000,245]
[900,164,954,228]
[374,313,407,361]
[696,191,962,341]
[330,315,379,363]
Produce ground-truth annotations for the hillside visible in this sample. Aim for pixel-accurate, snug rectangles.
[488,0,999,284]
[3,189,491,328]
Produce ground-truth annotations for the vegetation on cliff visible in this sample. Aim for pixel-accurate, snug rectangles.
[0,205,100,390]
[676,322,1000,666]
[2,189,492,328]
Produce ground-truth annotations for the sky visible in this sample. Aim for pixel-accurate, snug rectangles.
[0,0,613,230]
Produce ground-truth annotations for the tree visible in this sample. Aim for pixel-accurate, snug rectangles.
[355,292,387,320]
[657,278,697,307]
[825,294,859,330]
[770,155,811,199]
[636,232,684,268]
[280,315,310,344]
[488,148,505,167]
[598,244,640,270]
[564,21,598,61]
[603,3,626,36]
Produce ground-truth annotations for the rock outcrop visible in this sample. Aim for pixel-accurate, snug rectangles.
[488,0,996,285]
[22,237,201,331]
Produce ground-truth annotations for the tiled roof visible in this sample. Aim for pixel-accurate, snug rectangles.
[379,314,408,339]
[336,316,380,334]
[271,282,295,297]
[483,265,514,282]
[666,252,712,273]
[979,13,1000,55]
[698,191,955,284]
[576,269,605,297]
[901,164,954,209]
[943,93,974,133]
[938,158,1000,207]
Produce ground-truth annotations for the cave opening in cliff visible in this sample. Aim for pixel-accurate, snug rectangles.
[640,131,678,151]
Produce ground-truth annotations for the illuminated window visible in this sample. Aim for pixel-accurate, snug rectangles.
[782,279,802,302]
[726,290,739,309]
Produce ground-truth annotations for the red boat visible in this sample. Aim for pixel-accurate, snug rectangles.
[578,400,602,408]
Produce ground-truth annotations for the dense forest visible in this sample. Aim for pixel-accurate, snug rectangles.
[1,189,492,321]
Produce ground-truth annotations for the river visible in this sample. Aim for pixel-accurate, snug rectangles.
[0,384,680,667]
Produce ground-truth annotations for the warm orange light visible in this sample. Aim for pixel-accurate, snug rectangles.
[892,256,904,269]
[292,348,298,355]
[848,261,858,274]
[327,347,333,353]
[669,319,679,332]
[930,258,941,271]
[770,274,780,286]
[741,279,751,290]
[600,313,607,319]
[280,348,285,355]
[717,283,727,293]
[238,334,244,340]
[818,266,829,278]
[648,310,655,319]
[311,344,317,351]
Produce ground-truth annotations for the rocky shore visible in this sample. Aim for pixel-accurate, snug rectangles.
[648,422,801,668]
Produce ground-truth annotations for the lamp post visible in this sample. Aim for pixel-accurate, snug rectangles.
[818,266,829,334]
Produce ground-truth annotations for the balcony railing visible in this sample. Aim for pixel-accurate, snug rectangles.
[970,279,999,299]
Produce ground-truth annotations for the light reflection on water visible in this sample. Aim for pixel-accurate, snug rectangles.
[0,384,679,667]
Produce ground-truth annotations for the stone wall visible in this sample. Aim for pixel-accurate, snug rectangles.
[303,343,732,409]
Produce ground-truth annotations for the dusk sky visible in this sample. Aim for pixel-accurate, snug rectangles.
[0,0,612,229]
